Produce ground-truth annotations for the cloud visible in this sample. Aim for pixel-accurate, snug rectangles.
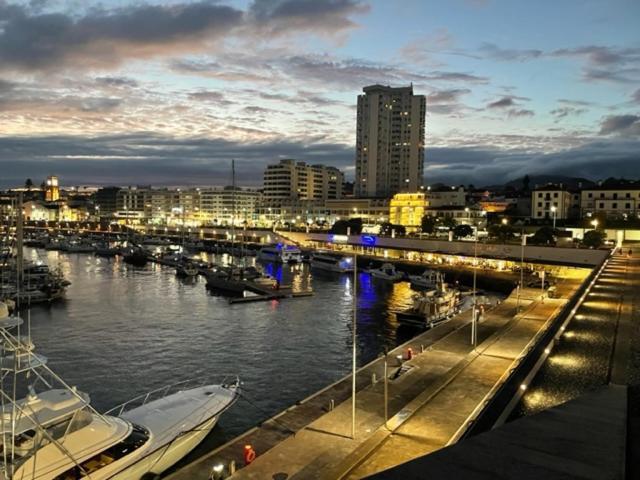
[427,89,471,104]
[558,98,595,107]
[552,46,640,66]
[599,114,640,136]
[478,43,542,62]
[248,0,370,36]
[0,2,245,72]
[188,90,234,106]
[550,106,587,119]
[633,89,640,104]
[0,0,371,73]
[425,139,640,186]
[487,96,515,108]
[0,133,354,187]
[507,108,534,118]
[95,76,139,88]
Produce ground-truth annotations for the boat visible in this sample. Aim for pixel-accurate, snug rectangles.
[408,269,444,289]
[310,252,354,273]
[176,262,199,278]
[66,239,96,253]
[257,244,302,263]
[395,282,462,328]
[95,243,119,257]
[123,248,149,267]
[368,263,404,282]
[0,300,239,480]
[205,267,249,296]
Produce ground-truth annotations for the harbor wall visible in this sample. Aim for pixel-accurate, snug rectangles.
[285,232,609,267]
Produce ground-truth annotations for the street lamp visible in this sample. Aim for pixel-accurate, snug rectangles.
[591,219,599,229]
[550,205,557,230]
[501,218,508,225]
[471,224,478,347]
[464,207,470,225]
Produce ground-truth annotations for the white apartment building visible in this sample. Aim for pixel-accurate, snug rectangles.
[531,185,579,220]
[424,186,466,207]
[581,182,640,219]
[199,187,261,225]
[355,84,426,197]
[263,159,343,202]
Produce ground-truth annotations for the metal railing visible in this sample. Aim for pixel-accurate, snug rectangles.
[104,375,239,418]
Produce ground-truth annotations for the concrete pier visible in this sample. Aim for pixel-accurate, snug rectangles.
[166,266,589,480]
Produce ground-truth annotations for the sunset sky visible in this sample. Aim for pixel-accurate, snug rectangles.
[0,0,638,188]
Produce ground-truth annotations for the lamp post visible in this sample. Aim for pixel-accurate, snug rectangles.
[591,219,599,230]
[351,251,358,439]
[550,205,557,230]
[517,229,525,312]
[471,226,478,347]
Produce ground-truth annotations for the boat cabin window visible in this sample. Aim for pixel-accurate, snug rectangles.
[53,424,149,479]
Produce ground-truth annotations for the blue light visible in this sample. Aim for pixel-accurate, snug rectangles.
[361,234,377,246]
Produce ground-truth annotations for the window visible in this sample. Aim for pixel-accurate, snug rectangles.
[54,424,150,479]
[626,193,631,198]
[599,203,605,208]
[613,193,618,200]
[612,203,617,209]
[626,203,631,209]
[588,193,593,198]
[538,193,542,198]
[537,212,542,217]
[537,202,542,207]
[600,193,605,199]
[553,193,558,198]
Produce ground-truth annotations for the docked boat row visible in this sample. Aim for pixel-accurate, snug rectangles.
[0,301,239,479]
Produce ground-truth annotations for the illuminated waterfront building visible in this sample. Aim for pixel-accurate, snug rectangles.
[389,192,427,231]
[45,175,60,202]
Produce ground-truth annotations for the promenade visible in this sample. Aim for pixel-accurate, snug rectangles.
[168,267,588,480]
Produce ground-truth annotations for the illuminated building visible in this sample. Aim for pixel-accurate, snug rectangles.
[389,192,427,231]
[45,175,60,202]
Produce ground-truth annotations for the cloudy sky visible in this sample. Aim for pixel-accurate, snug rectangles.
[0,0,639,188]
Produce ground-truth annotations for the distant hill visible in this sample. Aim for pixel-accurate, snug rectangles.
[483,175,596,191]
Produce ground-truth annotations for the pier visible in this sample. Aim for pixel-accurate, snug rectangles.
[166,263,593,480]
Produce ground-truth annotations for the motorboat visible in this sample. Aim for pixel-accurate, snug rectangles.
[396,282,462,328]
[0,301,239,479]
[66,239,96,253]
[257,244,302,263]
[122,248,149,267]
[205,267,249,296]
[176,262,199,278]
[95,243,119,257]
[408,269,444,290]
[310,252,354,273]
[368,263,404,282]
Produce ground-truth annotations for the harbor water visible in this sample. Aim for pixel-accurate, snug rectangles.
[20,248,479,455]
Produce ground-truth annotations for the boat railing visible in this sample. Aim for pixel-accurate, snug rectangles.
[104,375,239,417]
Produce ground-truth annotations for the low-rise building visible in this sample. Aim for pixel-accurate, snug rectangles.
[580,180,640,219]
[531,184,580,221]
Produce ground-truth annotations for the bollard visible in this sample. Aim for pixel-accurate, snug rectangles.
[420,344,425,353]
[371,372,377,385]
[396,354,403,366]
[229,460,236,475]
[405,347,413,360]
[328,399,335,411]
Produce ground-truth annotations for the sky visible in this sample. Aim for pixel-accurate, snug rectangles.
[0,0,639,188]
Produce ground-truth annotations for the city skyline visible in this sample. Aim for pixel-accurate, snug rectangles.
[1,0,639,188]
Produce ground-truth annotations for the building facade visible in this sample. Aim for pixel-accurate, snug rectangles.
[199,187,261,225]
[531,185,579,220]
[355,84,426,198]
[581,183,640,219]
[262,159,343,202]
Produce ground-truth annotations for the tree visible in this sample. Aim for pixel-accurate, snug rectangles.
[529,226,555,245]
[330,217,363,235]
[488,223,515,243]
[421,215,436,234]
[441,216,457,229]
[582,230,606,249]
[453,224,473,239]
[379,222,406,236]
[25,178,33,190]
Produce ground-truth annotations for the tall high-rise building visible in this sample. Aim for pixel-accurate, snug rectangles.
[355,84,426,198]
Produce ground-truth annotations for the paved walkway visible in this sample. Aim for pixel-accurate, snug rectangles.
[168,268,587,480]
[368,384,628,480]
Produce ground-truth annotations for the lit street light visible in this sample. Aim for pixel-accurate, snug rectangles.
[550,205,557,230]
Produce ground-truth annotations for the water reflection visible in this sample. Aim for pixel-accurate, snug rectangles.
[20,248,422,445]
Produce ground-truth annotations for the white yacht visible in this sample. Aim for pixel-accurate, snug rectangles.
[408,269,444,290]
[0,301,239,480]
[310,252,354,273]
[368,263,404,282]
[257,244,302,263]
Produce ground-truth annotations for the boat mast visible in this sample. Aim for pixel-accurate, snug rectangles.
[230,160,236,267]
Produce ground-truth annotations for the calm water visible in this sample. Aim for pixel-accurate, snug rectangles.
[21,248,421,444]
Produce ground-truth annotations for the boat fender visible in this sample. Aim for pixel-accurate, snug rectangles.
[244,444,256,464]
